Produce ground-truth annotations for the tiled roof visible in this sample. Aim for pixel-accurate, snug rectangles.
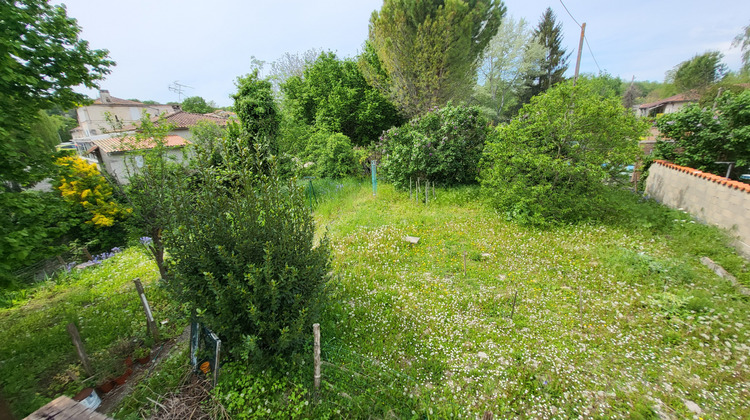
[90,135,190,154]
[638,92,701,110]
[158,111,228,129]
[92,96,144,105]
[119,111,228,131]
[653,160,750,193]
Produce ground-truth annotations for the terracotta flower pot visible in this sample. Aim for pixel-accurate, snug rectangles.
[137,355,151,365]
[96,380,115,394]
[124,356,133,367]
[113,368,133,385]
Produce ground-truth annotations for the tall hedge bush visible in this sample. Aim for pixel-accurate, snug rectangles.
[165,137,330,362]
[378,104,489,188]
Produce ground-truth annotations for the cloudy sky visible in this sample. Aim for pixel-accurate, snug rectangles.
[55,0,748,107]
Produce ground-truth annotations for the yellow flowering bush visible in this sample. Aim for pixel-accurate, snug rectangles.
[55,156,131,227]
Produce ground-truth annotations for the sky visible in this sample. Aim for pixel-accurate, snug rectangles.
[55,0,749,107]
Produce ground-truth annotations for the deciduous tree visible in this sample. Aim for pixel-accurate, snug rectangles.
[732,23,750,74]
[282,52,402,146]
[474,16,545,122]
[1,0,112,284]
[665,51,727,92]
[181,96,214,114]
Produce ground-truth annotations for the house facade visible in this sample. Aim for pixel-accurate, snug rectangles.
[86,135,191,184]
[70,90,180,154]
[636,92,700,118]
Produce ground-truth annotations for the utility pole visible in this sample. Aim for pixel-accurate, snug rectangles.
[573,22,586,83]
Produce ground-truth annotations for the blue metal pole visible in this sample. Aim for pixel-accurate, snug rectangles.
[371,160,377,196]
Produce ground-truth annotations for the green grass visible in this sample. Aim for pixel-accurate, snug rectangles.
[4,179,750,418]
[0,247,186,418]
[219,179,749,419]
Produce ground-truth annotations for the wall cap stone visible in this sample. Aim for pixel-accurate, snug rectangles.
[653,160,750,194]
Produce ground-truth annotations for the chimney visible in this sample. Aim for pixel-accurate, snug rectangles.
[99,90,112,104]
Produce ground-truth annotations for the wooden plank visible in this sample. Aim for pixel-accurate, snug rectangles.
[25,396,112,420]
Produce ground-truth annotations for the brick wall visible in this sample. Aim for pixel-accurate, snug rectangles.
[645,160,750,258]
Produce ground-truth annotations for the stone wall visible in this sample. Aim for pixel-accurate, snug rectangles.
[645,160,750,258]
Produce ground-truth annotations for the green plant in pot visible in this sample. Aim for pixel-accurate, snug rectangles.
[134,346,150,364]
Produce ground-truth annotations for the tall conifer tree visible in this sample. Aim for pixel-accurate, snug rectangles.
[361,0,505,117]
[518,7,569,105]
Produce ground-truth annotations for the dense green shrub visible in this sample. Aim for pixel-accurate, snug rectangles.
[282,52,402,147]
[233,70,281,154]
[378,104,489,188]
[317,133,357,178]
[655,89,750,178]
[480,80,646,225]
[165,137,330,362]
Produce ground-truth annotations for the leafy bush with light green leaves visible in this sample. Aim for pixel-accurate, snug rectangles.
[378,104,489,188]
[480,79,646,225]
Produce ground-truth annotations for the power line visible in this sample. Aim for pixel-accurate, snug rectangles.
[559,0,603,74]
[558,0,581,28]
[584,36,602,73]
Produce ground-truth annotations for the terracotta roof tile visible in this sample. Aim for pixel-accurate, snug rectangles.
[653,160,750,193]
[90,135,190,154]
[638,92,701,110]
[158,111,228,129]
[119,111,229,131]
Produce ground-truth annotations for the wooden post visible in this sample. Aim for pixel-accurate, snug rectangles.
[463,251,467,276]
[432,182,435,199]
[313,323,321,390]
[409,177,412,199]
[482,411,494,420]
[134,278,159,342]
[510,290,518,320]
[425,180,428,205]
[66,323,93,376]
[573,22,586,83]
[578,286,584,330]
[0,391,14,420]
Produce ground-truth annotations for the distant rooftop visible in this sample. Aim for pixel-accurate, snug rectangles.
[88,135,190,154]
[638,92,701,110]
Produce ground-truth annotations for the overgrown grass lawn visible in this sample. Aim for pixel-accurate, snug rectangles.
[0,248,184,418]
[308,181,750,418]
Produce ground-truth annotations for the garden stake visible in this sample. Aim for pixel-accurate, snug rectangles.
[433,182,436,199]
[134,278,160,341]
[425,180,428,205]
[67,323,93,376]
[463,251,467,276]
[409,177,412,199]
[578,286,583,330]
[510,290,518,320]
[313,323,321,391]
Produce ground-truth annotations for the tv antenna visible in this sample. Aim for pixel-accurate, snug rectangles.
[168,81,193,101]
